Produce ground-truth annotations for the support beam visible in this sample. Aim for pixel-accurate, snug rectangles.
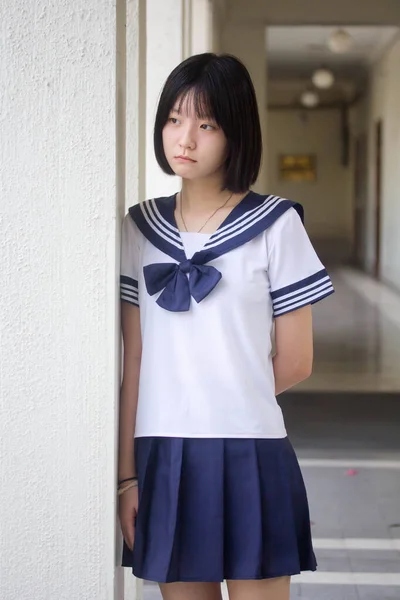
[229,0,400,26]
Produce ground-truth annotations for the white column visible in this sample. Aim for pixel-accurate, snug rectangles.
[0,1,140,599]
[183,0,193,59]
[221,24,268,192]
[190,0,213,55]
[146,0,186,199]
[123,1,146,599]
[126,0,147,210]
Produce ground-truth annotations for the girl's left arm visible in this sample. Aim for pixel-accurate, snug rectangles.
[273,304,313,395]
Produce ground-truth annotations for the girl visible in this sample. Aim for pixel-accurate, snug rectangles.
[118,53,334,600]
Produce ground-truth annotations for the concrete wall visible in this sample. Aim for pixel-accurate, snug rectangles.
[362,35,400,289]
[267,109,353,264]
[0,1,125,599]
[379,38,400,290]
[348,96,369,269]
[221,24,268,192]
[211,0,227,53]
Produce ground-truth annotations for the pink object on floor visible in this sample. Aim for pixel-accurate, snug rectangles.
[346,469,358,476]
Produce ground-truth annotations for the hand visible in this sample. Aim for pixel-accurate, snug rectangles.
[118,486,139,551]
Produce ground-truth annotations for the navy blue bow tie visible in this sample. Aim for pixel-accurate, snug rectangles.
[143,259,222,312]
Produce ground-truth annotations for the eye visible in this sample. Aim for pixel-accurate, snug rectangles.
[168,117,180,125]
[200,123,215,131]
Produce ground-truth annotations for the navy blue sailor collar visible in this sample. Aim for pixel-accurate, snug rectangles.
[129,191,303,312]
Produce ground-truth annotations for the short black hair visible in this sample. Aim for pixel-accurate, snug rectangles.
[154,53,262,193]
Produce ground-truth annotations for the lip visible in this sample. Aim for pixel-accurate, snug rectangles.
[174,155,196,163]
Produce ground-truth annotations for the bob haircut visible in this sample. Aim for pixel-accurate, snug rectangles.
[154,53,262,193]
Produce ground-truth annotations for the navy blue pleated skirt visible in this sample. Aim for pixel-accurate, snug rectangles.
[122,436,317,582]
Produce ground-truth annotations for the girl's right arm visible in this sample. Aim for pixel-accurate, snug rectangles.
[119,302,142,479]
[273,304,313,395]
[118,301,142,550]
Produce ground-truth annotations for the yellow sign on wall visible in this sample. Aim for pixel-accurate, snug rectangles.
[279,154,317,182]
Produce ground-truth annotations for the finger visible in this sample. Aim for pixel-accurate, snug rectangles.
[123,534,132,552]
[122,525,132,551]
[124,523,135,551]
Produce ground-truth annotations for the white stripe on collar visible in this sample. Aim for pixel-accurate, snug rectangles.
[141,199,183,249]
[205,195,281,250]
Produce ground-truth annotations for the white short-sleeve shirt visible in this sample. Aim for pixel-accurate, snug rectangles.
[120,192,334,439]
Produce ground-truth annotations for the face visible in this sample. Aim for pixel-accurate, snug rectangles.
[162,94,228,182]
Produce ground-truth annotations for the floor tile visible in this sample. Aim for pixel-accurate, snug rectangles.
[300,584,359,599]
[357,587,400,599]
[290,583,301,597]
[349,557,400,573]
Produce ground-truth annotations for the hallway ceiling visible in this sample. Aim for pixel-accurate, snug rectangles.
[267,25,399,108]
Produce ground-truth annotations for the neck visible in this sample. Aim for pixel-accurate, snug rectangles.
[181,177,232,210]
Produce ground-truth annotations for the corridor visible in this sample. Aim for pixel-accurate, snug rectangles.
[143,269,400,599]
[281,268,400,598]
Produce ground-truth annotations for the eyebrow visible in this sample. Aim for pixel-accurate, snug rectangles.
[171,107,215,121]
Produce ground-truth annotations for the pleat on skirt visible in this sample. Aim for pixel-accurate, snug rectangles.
[122,436,317,583]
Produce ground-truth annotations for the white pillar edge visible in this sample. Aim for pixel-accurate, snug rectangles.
[120,1,146,599]
[126,0,147,209]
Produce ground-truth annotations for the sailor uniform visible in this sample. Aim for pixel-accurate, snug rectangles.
[120,191,334,582]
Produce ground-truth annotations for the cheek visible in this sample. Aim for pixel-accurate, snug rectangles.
[207,137,228,163]
[162,127,175,154]
[162,128,169,150]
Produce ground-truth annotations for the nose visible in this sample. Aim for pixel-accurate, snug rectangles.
[179,125,196,151]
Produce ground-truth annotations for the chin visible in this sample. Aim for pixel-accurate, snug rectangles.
[171,166,200,179]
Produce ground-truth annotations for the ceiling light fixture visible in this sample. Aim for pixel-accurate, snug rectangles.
[328,28,354,54]
[312,67,335,89]
[300,90,319,108]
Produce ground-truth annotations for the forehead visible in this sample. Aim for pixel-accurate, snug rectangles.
[172,90,214,119]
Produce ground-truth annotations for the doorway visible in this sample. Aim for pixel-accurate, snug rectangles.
[353,133,368,268]
[374,120,383,279]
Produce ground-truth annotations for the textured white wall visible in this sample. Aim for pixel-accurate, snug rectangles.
[0,1,123,598]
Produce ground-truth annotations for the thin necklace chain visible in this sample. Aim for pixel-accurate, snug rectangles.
[179,190,233,234]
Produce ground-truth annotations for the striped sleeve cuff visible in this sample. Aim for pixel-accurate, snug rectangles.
[271,268,334,317]
[120,275,139,307]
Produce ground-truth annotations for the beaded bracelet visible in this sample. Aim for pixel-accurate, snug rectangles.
[117,481,138,496]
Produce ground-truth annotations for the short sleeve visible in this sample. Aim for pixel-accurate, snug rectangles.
[120,213,140,307]
[266,207,334,317]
